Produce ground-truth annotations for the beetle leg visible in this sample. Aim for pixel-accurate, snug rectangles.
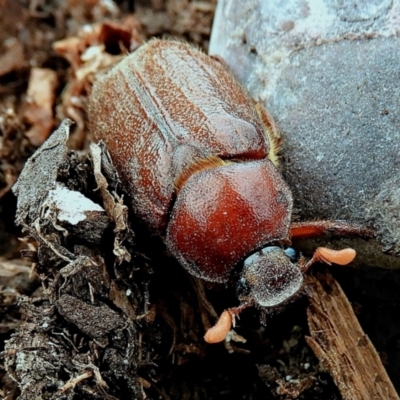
[227,300,255,328]
[300,247,357,273]
[290,220,374,241]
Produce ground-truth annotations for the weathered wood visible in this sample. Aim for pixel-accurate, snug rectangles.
[305,272,399,400]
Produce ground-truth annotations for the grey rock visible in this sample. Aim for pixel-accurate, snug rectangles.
[210,0,400,263]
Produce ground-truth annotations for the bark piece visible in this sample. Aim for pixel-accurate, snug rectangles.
[12,119,72,226]
[56,294,125,339]
[90,142,131,263]
[305,272,399,400]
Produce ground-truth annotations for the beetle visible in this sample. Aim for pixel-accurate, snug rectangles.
[89,39,372,343]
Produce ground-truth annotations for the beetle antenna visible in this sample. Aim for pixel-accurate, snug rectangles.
[300,247,357,273]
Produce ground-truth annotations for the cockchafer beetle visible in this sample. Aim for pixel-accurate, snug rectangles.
[89,39,372,343]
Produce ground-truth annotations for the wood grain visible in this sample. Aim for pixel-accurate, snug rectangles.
[306,272,399,400]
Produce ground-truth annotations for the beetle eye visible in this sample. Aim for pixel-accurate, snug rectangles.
[284,247,298,262]
[240,247,303,308]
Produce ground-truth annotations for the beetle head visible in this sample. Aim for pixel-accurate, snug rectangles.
[237,246,304,308]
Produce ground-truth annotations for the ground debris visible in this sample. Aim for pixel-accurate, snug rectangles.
[256,323,334,399]
[0,39,25,78]
[53,17,144,149]
[90,142,131,263]
[0,108,32,202]
[136,0,216,49]
[5,122,157,399]
[3,297,117,400]
[23,68,58,147]
[12,120,72,227]
[56,294,125,340]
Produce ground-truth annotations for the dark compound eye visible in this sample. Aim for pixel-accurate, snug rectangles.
[284,247,298,262]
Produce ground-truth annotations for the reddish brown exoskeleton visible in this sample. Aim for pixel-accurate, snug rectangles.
[89,39,372,343]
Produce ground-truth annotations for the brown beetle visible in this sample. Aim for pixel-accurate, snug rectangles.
[89,39,372,343]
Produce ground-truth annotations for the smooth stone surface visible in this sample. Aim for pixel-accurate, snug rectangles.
[210,0,400,260]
